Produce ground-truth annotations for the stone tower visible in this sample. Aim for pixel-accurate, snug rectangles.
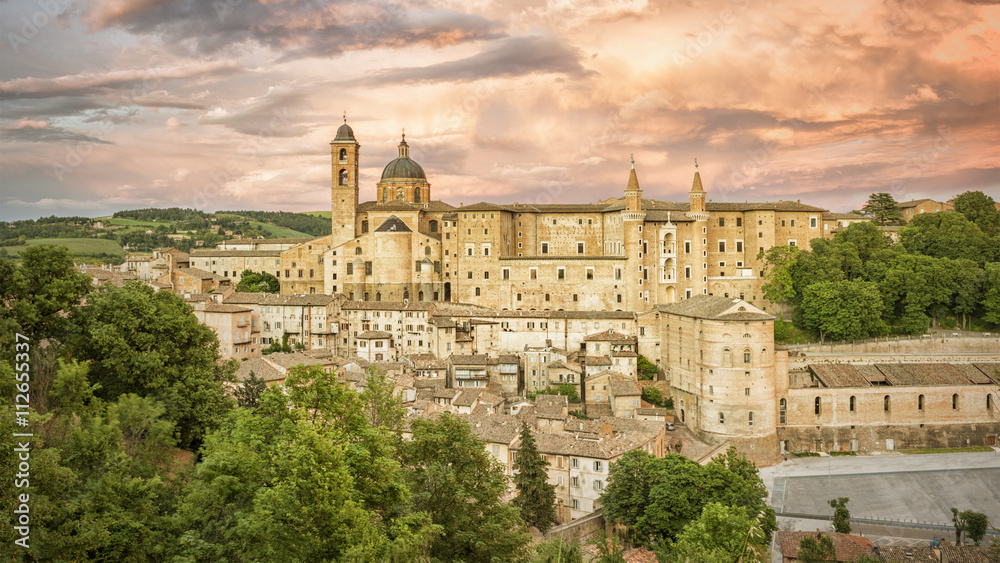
[688,160,710,297]
[623,158,647,310]
[331,118,360,248]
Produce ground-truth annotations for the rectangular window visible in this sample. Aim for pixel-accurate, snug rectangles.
[346,263,353,275]
[736,217,742,227]
[789,240,797,247]
[736,241,743,253]
[718,241,726,253]
[557,267,565,280]
[719,217,725,227]
[685,241,691,253]
[502,268,510,280]
[586,267,594,280]
[594,461,603,472]
[685,266,691,279]
[577,242,584,254]
[571,457,579,469]
[791,220,796,227]
[484,271,489,280]
[541,242,549,254]
[810,217,817,228]
[530,268,537,280]
[615,268,622,280]
[594,480,603,491]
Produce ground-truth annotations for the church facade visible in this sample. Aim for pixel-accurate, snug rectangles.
[279,122,832,314]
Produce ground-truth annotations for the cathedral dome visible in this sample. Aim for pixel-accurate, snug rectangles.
[380,132,426,180]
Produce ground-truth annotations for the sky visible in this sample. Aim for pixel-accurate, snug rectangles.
[1,0,998,222]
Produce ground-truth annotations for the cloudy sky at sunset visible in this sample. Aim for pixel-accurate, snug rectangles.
[1,0,997,221]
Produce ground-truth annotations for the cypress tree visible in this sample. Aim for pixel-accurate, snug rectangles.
[513,421,557,533]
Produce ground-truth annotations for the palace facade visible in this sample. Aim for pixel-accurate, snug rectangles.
[277,121,838,313]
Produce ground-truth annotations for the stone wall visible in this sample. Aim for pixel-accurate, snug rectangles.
[777,421,1000,454]
[787,335,1000,357]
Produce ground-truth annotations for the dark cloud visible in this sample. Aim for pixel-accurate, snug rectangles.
[0,62,244,99]
[354,35,593,86]
[83,0,505,59]
[198,87,312,137]
[0,125,114,145]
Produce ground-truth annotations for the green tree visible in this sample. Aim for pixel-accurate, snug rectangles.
[401,414,531,562]
[982,263,1000,326]
[960,510,990,545]
[829,497,851,534]
[513,421,558,533]
[757,245,800,319]
[173,387,432,562]
[72,281,234,450]
[532,536,584,563]
[862,192,903,226]
[0,244,92,354]
[589,530,626,563]
[953,190,1000,236]
[900,212,996,265]
[601,447,775,544]
[668,502,768,563]
[952,507,966,545]
[235,269,280,293]
[952,260,986,329]
[800,280,887,341]
[359,365,405,433]
[641,386,664,408]
[798,534,836,562]
[234,370,267,409]
[0,361,186,561]
[637,354,658,380]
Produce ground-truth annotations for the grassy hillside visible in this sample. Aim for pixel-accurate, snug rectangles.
[302,211,331,218]
[4,238,124,257]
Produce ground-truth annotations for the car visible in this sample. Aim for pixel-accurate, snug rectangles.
[665,422,675,431]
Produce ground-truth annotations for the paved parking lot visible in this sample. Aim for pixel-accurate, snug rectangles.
[760,451,1000,527]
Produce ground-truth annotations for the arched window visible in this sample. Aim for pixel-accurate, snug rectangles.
[339,169,348,185]
[355,247,362,255]
[952,394,959,410]
[849,396,856,412]
[396,187,404,200]
[375,292,381,301]
[743,349,751,364]
[414,188,421,203]
[918,395,924,410]
[425,246,431,256]
[815,397,821,415]
[361,220,369,233]
[761,348,768,362]
[403,290,409,300]
[429,220,438,233]
[382,188,389,202]
[884,395,890,412]
[418,291,424,301]
[719,412,725,424]
[339,148,347,161]
[722,348,733,368]
[779,399,786,424]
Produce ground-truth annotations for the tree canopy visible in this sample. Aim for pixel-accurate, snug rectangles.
[71,281,234,450]
[862,192,903,226]
[601,447,776,545]
[235,269,280,293]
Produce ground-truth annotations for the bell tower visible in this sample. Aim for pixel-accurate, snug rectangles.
[331,113,360,248]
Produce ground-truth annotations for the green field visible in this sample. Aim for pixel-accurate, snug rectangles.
[248,221,312,238]
[302,211,331,218]
[4,238,124,257]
